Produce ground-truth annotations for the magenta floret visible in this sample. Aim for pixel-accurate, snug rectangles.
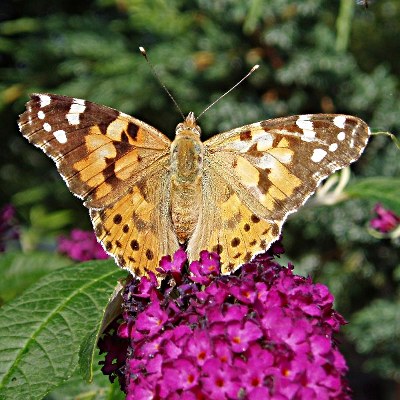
[58,229,109,261]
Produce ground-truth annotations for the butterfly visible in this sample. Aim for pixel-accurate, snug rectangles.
[18,93,370,276]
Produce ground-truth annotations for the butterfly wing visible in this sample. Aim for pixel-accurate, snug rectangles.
[89,162,179,275]
[186,162,282,274]
[187,114,370,273]
[19,94,179,275]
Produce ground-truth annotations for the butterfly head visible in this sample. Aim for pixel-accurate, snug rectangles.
[175,112,201,137]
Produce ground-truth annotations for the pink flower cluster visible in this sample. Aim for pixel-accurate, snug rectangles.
[370,203,400,234]
[58,229,109,261]
[100,245,350,399]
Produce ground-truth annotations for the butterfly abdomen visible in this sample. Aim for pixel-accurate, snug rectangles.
[170,130,204,243]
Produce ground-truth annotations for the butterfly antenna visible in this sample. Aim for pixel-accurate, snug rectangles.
[196,64,259,121]
[139,46,185,120]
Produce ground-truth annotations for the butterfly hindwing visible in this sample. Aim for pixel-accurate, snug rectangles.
[90,161,180,275]
[187,159,281,274]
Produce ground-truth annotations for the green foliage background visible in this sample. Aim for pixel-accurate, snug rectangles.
[0,0,399,399]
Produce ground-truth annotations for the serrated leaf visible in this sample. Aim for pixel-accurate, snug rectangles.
[346,177,400,214]
[0,251,72,304]
[0,259,126,400]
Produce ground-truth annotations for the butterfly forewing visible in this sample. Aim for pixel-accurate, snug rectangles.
[18,94,171,207]
[205,114,370,220]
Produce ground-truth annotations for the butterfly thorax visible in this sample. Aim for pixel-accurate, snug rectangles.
[170,113,204,243]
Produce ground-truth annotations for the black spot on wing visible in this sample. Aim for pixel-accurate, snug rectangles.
[126,122,139,141]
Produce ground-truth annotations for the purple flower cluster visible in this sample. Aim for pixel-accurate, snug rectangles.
[58,229,109,261]
[100,245,350,399]
[370,203,400,234]
[0,204,19,252]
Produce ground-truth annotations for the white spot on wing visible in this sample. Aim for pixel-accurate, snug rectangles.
[297,115,316,142]
[296,115,312,130]
[329,143,338,152]
[253,130,273,151]
[27,105,32,124]
[311,148,327,162]
[69,102,86,114]
[226,140,252,153]
[66,114,80,125]
[38,111,45,119]
[302,129,316,142]
[337,131,346,141]
[43,122,52,132]
[255,155,273,168]
[53,129,67,144]
[333,115,346,129]
[39,94,51,108]
[73,98,85,105]
[66,99,86,125]
[256,137,273,151]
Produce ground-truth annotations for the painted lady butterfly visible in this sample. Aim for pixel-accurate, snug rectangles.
[18,93,370,276]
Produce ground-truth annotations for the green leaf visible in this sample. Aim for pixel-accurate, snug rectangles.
[243,0,263,34]
[29,206,74,231]
[345,298,400,380]
[12,186,48,207]
[79,282,124,383]
[44,358,125,400]
[0,251,72,304]
[0,18,39,35]
[79,330,100,384]
[0,259,126,400]
[346,177,400,214]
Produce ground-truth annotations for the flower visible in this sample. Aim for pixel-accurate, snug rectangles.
[98,319,128,381]
[370,203,400,234]
[99,242,351,399]
[57,229,109,261]
[0,204,19,252]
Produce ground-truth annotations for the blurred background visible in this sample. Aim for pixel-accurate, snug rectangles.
[1,0,399,399]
